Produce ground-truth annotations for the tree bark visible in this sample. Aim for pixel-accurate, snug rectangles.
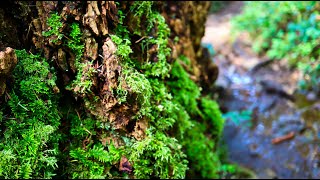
[0,1,217,96]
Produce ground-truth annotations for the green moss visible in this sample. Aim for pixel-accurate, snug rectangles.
[67,23,84,64]
[182,121,221,178]
[129,130,188,179]
[66,22,96,95]
[67,112,125,179]
[167,57,201,116]
[108,5,190,178]
[167,57,225,179]
[110,34,133,60]
[130,1,153,35]
[200,97,224,137]
[109,2,225,179]
[42,12,63,43]
[0,49,61,179]
[141,12,172,78]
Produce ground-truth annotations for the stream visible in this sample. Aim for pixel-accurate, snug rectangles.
[202,1,320,178]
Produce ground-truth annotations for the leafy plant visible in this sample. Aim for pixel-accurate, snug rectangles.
[232,1,320,92]
[42,12,64,43]
[223,110,252,128]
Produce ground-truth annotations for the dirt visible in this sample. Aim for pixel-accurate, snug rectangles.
[202,1,320,178]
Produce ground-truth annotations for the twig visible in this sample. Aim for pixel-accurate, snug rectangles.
[272,131,295,144]
[18,101,29,111]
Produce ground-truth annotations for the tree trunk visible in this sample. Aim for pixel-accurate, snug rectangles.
[0,1,223,179]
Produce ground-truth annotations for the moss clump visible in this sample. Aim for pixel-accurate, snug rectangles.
[67,113,126,179]
[42,12,63,43]
[0,49,61,179]
[66,22,96,95]
[167,57,224,178]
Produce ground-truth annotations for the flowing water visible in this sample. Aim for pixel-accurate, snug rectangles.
[202,1,320,178]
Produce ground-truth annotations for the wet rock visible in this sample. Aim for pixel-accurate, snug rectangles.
[248,143,260,157]
[272,114,305,137]
[306,92,317,101]
[250,59,274,73]
[257,94,277,112]
[259,79,295,101]
[264,168,277,179]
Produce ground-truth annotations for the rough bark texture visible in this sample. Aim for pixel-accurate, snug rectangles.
[162,1,218,92]
[0,1,216,100]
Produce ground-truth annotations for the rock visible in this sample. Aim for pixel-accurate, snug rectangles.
[248,143,260,157]
[264,168,277,179]
[259,79,295,101]
[307,92,317,101]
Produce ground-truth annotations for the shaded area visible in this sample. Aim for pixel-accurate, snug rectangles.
[203,1,320,178]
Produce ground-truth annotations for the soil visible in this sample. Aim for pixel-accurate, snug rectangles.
[202,1,320,178]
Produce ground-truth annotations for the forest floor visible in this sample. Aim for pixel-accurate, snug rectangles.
[202,1,320,178]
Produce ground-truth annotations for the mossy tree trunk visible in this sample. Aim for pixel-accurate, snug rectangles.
[0,1,223,179]
[0,1,217,95]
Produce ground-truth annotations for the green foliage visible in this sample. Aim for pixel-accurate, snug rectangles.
[67,23,84,65]
[43,13,93,95]
[110,2,225,178]
[66,23,96,94]
[128,1,171,78]
[110,34,133,60]
[223,110,252,128]
[167,57,225,178]
[0,49,60,179]
[182,121,221,178]
[200,97,224,136]
[209,1,229,13]
[110,5,190,178]
[141,12,171,78]
[232,1,320,92]
[118,65,152,110]
[130,1,153,35]
[64,109,127,179]
[167,57,201,116]
[42,12,63,43]
[69,143,121,179]
[129,130,188,179]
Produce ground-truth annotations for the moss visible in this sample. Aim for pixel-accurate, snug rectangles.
[42,12,63,43]
[167,57,225,179]
[200,97,224,137]
[66,22,96,95]
[167,57,201,116]
[0,49,61,179]
[64,1,225,178]
[66,112,126,179]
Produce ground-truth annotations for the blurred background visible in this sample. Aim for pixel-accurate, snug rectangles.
[203,1,320,178]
